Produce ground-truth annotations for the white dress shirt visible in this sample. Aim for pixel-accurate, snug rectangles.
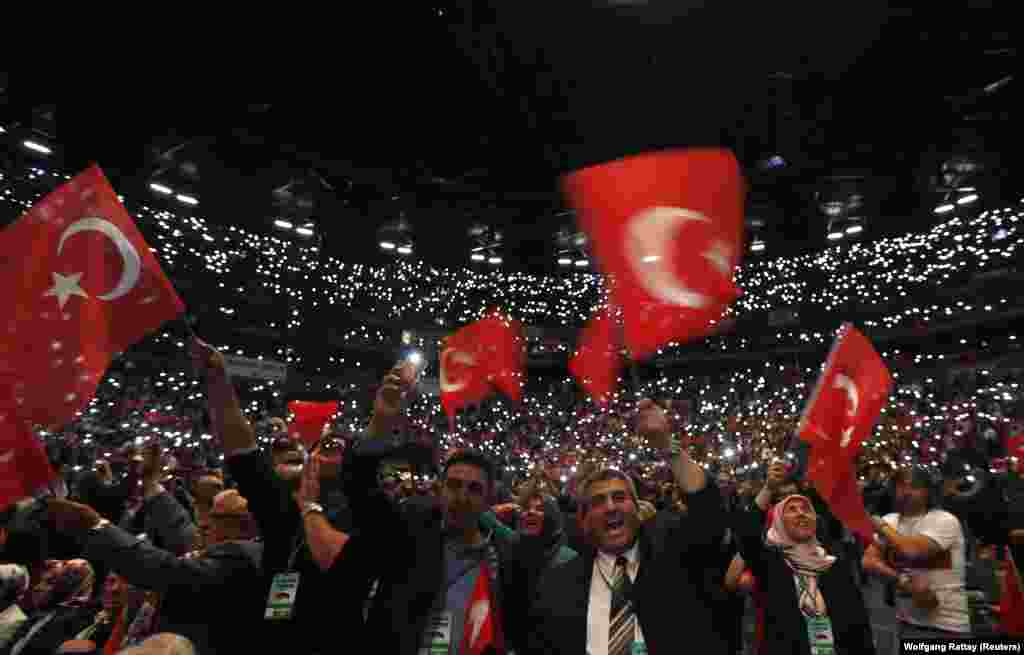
[587,543,643,655]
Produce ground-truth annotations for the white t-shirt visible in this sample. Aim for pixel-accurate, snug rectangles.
[881,510,970,633]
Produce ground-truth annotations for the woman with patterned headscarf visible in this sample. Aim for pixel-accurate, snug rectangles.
[733,461,875,655]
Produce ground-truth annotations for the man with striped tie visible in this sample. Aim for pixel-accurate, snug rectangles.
[525,399,728,655]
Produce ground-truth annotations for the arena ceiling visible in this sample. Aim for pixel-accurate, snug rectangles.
[0,1,1017,270]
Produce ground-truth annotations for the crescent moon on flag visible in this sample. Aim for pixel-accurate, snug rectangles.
[833,374,859,417]
[624,206,712,308]
[439,348,476,393]
[57,217,142,301]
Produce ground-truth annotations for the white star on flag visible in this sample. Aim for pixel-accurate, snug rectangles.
[44,272,89,309]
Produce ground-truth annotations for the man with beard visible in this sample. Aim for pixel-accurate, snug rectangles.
[525,399,727,655]
[863,467,971,640]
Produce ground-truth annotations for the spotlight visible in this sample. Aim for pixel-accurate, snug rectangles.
[295,226,315,237]
[957,193,979,205]
[274,219,294,230]
[471,253,486,262]
[397,245,413,255]
[827,230,844,241]
[845,224,864,235]
[557,257,573,266]
[934,203,956,215]
[149,182,174,195]
[488,256,502,265]
[574,259,589,267]
[22,140,51,155]
[175,194,199,206]
[380,241,396,250]
[751,240,766,252]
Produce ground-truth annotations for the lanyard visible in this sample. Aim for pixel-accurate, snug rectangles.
[794,572,824,618]
[596,556,632,595]
[286,532,304,572]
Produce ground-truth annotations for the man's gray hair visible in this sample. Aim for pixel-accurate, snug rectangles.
[118,633,196,655]
[577,468,640,515]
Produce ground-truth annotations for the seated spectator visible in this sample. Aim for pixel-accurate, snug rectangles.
[6,558,98,655]
[0,563,30,649]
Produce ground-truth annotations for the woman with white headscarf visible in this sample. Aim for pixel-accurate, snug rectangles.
[733,461,875,655]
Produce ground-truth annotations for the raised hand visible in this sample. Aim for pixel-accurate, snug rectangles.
[47,498,103,534]
[765,461,787,490]
[294,449,322,510]
[636,398,672,452]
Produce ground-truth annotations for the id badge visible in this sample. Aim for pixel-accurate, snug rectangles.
[265,572,300,620]
[805,615,835,655]
[418,611,452,655]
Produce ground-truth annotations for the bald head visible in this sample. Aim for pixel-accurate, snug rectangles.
[117,634,196,655]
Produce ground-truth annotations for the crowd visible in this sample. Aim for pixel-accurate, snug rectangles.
[0,336,1021,655]
[3,165,1024,654]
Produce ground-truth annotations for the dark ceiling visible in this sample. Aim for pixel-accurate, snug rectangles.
[0,1,1017,269]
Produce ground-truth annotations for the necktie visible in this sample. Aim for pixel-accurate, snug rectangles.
[608,556,636,655]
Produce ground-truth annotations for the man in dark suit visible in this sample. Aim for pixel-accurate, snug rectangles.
[45,490,262,655]
[525,399,728,655]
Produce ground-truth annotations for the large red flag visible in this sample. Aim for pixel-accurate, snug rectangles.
[564,148,744,359]
[569,306,622,406]
[0,165,184,428]
[797,324,892,543]
[0,166,183,507]
[440,311,523,424]
[461,564,504,655]
[287,400,339,448]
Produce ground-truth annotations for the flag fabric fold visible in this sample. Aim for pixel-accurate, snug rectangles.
[569,306,622,406]
[287,400,339,448]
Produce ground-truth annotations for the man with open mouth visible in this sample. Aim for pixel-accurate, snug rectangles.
[525,398,729,655]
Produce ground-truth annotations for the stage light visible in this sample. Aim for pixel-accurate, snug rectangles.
[471,253,486,262]
[274,219,294,230]
[827,230,844,241]
[295,226,315,237]
[846,224,864,235]
[751,240,766,252]
[957,193,979,205]
[397,245,413,255]
[22,140,51,155]
[380,241,396,250]
[488,256,502,265]
[574,259,589,267]
[557,257,573,266]
[149,183,174,195]
[176,194,199,206]
[934,203,956,215]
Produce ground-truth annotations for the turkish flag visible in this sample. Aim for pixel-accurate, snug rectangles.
[1000,547,1024,636]
[0,166,183,431]
[797,324,892,544]
[287,400,338,448]
[565,148,744,359]
[569,306,622,406]
[440,311,524,423]
[462,564,504,655]
[0,422,56,509]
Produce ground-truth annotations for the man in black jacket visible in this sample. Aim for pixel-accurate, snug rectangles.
[45,489,262,655]
[525,399,728,655]
[192,338,373,655]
